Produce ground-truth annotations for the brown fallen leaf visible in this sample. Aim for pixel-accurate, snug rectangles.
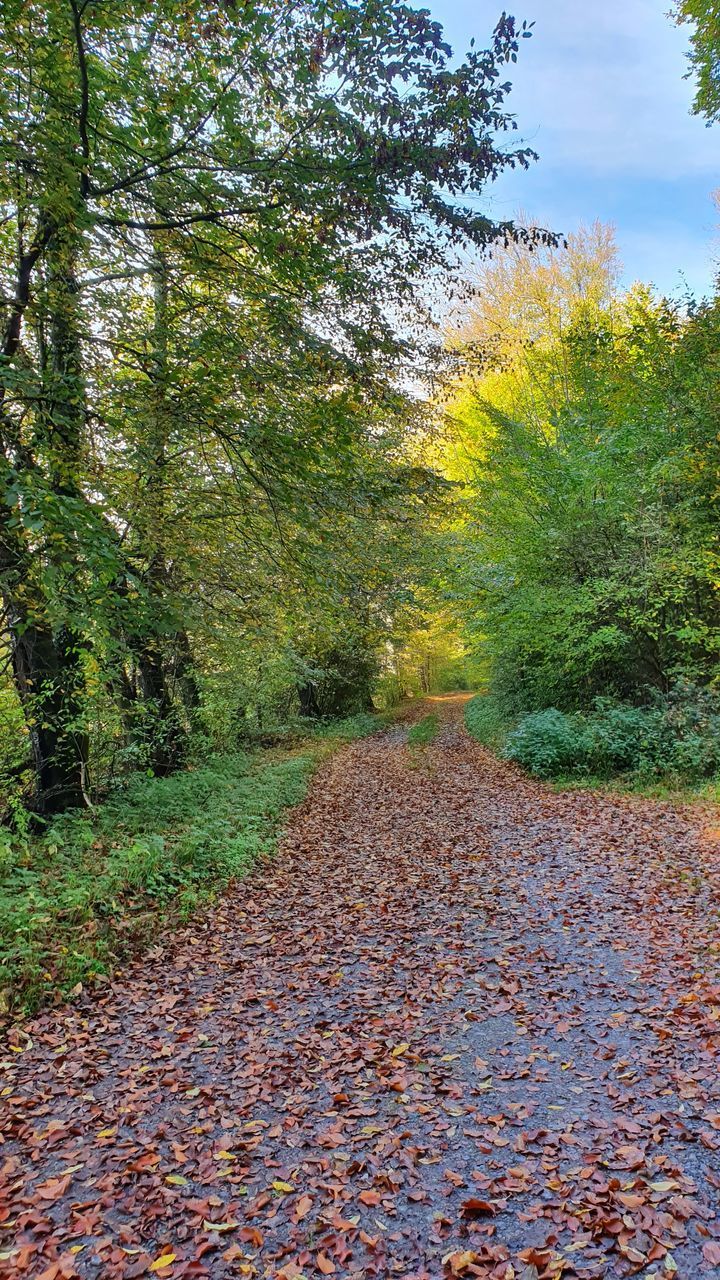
[460,1197,498,1218]
[239,1227,264,1247]
[359,1189,381,1206]
[295,1193,313,1220]
[614,1144,645,1169]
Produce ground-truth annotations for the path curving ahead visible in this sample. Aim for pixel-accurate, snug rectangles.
[3,696,720,1280]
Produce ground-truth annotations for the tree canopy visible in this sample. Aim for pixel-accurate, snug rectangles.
[0,0,544,813]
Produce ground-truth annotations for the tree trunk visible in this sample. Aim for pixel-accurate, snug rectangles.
[9,605,88,813]
[298,682,321,718]
[133,240,189,773]
[173,628,201,713]
[136,641,186,776]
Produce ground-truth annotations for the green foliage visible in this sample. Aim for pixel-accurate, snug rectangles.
[0,0,545,816]
[497,687,720,784]
[446,229,720,760]
[464,694,511,751]
[504,709,590,779]
[312,712,389,742]
[674,1,720,121]
[0,748,314,1013]
[407,712,440,748]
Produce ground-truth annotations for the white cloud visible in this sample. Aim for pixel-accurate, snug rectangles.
[445,0,719,179]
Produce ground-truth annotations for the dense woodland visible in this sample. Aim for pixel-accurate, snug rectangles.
[1,0,720,1000]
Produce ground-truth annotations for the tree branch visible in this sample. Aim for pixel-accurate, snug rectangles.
[70,0,92,198]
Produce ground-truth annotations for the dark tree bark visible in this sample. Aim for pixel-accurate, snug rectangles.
[297,682,321,718]
[7,604,88,813]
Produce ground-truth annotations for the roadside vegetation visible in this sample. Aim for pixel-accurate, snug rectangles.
[465,688,720,795]
[445,216,720,797]
[0,713,386,1016]
[407,712,440,749]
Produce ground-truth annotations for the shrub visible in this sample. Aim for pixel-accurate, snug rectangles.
[312,712,387,741]
[503,709,589,778]
[583,701,670,776]
[496,684,720,783]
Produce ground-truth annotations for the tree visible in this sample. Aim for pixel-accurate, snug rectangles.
[0,0,547,811]
[674,0,720,122]
[443,224,720,711]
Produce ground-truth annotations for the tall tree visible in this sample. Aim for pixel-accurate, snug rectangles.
[442,225,720,710]
[1,0,546,810]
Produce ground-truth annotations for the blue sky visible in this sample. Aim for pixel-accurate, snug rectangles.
[431,0,719,298]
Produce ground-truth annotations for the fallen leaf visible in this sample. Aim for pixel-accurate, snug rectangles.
[150,1255,177,1273]
[295,1194,313,1220]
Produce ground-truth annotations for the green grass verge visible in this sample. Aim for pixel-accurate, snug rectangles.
[0,712,388,1018]
[407,712,440,751]
[463,694,511,752]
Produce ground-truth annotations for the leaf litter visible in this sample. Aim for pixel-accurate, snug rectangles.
[2,695,720,1278]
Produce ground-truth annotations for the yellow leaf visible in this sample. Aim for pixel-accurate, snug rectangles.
[203,1219,239,1233]
[391,1043,409,1057]
[165,1175,189,1187]
[97,1127,116,1138]
[150,1253,176,1272]
[215,1150,237,1161]
[272,1180,295,1193]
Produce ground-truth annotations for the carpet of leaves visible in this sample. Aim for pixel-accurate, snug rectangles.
[3,695,720,1280]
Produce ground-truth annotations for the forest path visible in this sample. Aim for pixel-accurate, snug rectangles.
[4,696,720,1280]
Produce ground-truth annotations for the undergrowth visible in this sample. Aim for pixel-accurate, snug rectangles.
[464,687,720,794]
[0,712,386,1016]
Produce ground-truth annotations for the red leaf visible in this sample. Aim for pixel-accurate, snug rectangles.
[460,1197,498,1218]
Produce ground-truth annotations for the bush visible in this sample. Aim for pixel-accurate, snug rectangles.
[503,709,589,778]
[583,701,670,776]
[312,711,387,741]
[486,683,720,784]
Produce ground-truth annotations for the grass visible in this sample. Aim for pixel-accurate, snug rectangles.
[463,692,509,752]
[407,712,440,758]
[0,711,387,1018]
[407,712,440,747]
[311,710,390,741]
